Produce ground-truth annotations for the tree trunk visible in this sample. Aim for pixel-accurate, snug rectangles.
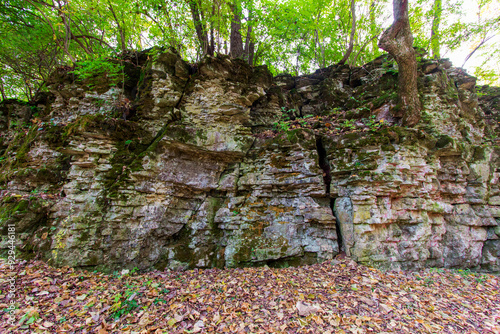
[189,0,212,56]
[108,1,126,53]
[430,0,442,58]
[378,0,420,126]
[338,0,356,65]
[370,0,379,52]
[244,24,252,61]
[248,41,255,66]
[243,6,255,65]
[314,9,326,68]
[230,2,244,58]
[0,79,6,102]
[210,3,215,54]
[314,29,326,68]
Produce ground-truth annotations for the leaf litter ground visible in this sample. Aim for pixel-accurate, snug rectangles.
[1,257,499,333]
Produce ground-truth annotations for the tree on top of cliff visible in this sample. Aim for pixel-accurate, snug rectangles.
[379,0,421,126]
[0,0,499,103]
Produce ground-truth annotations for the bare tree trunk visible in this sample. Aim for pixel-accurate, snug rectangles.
[243,6,255,65]
[338,0,356,65]
[314,9,326,68]
[216,0,221,54]
[164,8,181,51]
[108,1,126,53]
[0,79,7,102]
[230,2,244,58]
[55,0,73,58]
[378,0,421,126]
[248,41,255,66]
[189,0,212,56]
[244,24,251,60]
[430,0,442,58]
[210,3,215,54]
[370,1,378,52]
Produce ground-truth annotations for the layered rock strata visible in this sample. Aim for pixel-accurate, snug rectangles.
[0,49,498,272]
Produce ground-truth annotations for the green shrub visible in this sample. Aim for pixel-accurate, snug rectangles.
[71,58,124,88]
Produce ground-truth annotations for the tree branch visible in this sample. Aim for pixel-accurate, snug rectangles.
[338,0,356,65]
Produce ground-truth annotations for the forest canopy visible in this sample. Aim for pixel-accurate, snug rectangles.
[1,0,499,101]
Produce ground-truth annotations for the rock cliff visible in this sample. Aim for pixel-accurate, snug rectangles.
[1,48,499,272]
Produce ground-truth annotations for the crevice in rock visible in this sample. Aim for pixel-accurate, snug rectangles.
[315,135,343,253]
[315,135,331,194]
[144,74,192,149]
[99,74,194,209]
[139,73,193,153]
[174,76,192,110]
[331,198,344,253]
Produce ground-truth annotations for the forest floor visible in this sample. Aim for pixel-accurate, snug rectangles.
[0,257,499,334]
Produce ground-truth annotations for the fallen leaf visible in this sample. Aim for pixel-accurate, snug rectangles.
[296,300,321,317]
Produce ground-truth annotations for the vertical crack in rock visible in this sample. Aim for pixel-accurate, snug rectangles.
[315,135,343,253]
[100,74,194,208]
[145,74,193,149]
[315,136,331,194]
[331,198,345,254]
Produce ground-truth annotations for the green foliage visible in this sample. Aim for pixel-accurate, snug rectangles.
[473,51,500,85]
[110,285,141,320]
[0,0,499,100]
[257,0,388,75]
[382,61,399,75]
[341,119,356,130]
[273,121,291,132]
[272,107,296,132]
[409,0,500,84]
[71,59,124,88]
[19,309,40,326]
[363,115,384,131]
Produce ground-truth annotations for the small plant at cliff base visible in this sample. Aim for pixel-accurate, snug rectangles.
[272,107,294,131]
[92,98,107,110]
[330,107,343,115]
[110,285,141,320]
[357,105,371,113]
[453,268,488,283]
[18,309,40,326]
[424,277,434,287]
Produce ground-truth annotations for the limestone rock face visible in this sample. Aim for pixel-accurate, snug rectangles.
[0,50,499,273]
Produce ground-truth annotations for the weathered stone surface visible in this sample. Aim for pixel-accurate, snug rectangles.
[334,197,354,256]
[0,51,499,273]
